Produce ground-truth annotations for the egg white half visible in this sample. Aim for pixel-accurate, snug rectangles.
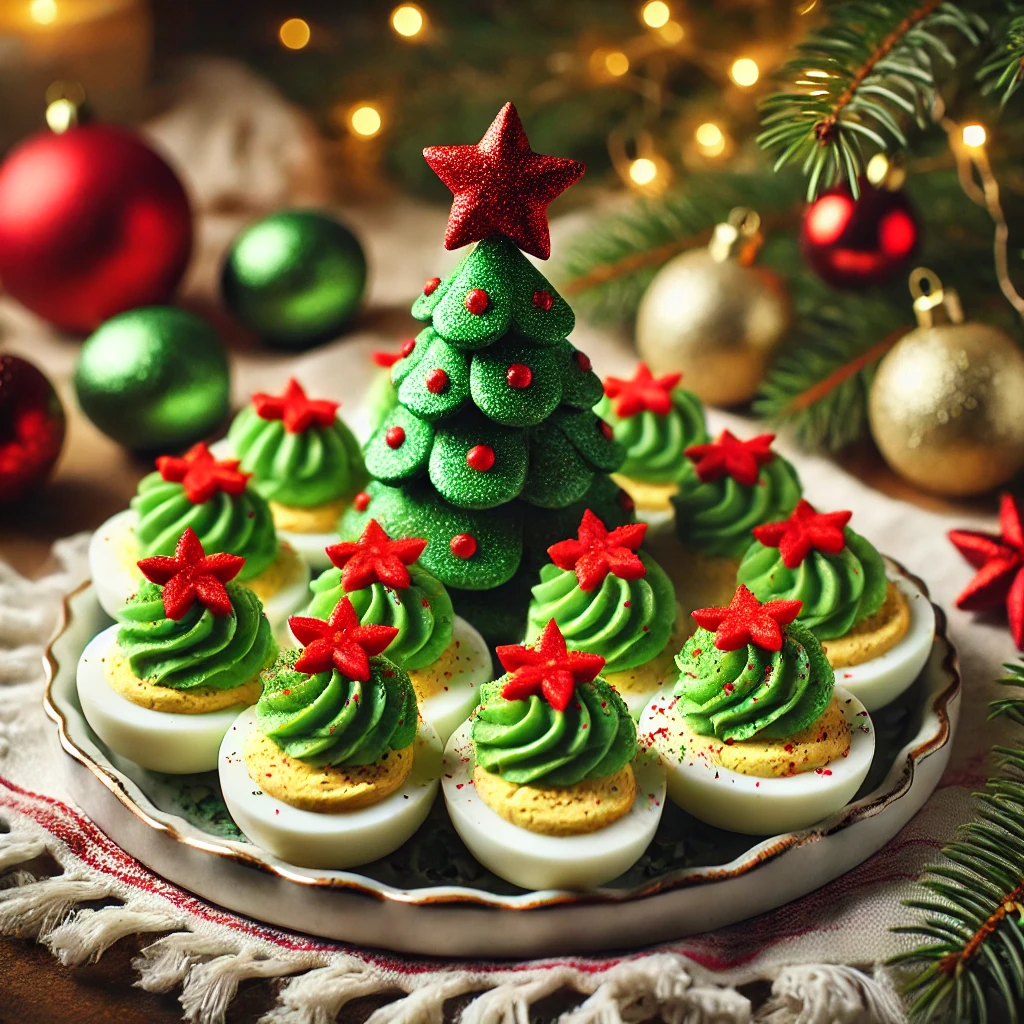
[639,686,874,836]
[77,625,253,774]
[218,707,442,869]
[828,574,935,712]
[442,719,666,891]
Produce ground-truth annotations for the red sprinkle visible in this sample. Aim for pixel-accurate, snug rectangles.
[425,368,449,394]
[723,682,734,694]
[400,338,416,358]
[282,689,291,695]
[692,649,702,657]
[385,426,406,449]
[533,289,554,311]
[598,419,614,440]
[423,277,440,296]
[353,491,371,512]
[619,490,635,512]
[507,363,533,389]
[450,533,477,558]
[466,444,496,472]
[465,288,489,315]
[575,351,592,371]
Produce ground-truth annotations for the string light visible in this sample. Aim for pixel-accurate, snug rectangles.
[640,1,670,29]
[390,4,425,38]
[604,51,630,76]
[279,17,311,50]
[45,98,76,133]
[29,0,58,24]
[350,104,383,137]
[695,122,726,157]
[962,123,987,149]
[659,21,684,43]
[730,58,759,87]
[629,158,658,186]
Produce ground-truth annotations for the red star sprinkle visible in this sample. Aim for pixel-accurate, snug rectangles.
[156,443,250,505]
[692,585,802,653]
[137,527,245,621]
[423,102,585,260]
[949,493,1024,648]
[603,363,682,418]
[289,598,398,682]
[753,500,852,569]
[251,378,339,434]
[685,430,777,487]
[496,619,605,712]
[547,509,647,592]
[325,519,427,592]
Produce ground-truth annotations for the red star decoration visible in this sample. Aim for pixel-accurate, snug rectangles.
[547,509,647,592]
[289,598,398,682]
[692,585,803,653]
[496,619,605,712]
[325,519,427,592]
[685,430,777,487]
[602,363,682,418]
[753,500,852,569]
[155,443,250,505]
[949,493,1024,649]
[251,378,339,434]
[137,527,245,621]
[422,102,585,260]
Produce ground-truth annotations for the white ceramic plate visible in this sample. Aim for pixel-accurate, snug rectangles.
[43,558,959,957]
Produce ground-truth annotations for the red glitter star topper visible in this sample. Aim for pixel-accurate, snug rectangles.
[603,363,682,418]
[547,509,647,592]
[289,598,398,682]
[251,378,339,434]
[137,527,245,621]
[422,102,585,260]
[685,430,777,487]
[155,443,250,505]
[753,499,852,569]
[949,493,1024,649]
[496,619,605,712]
[325,519,427,592]
[692,585,802,653]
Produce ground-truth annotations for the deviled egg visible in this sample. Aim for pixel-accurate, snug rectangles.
[443,619,665,890]
[77,528,278,774]
[219,598,440,869]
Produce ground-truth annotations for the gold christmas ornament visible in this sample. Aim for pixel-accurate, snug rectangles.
[635,208,790,406]
[868,268,1024,497]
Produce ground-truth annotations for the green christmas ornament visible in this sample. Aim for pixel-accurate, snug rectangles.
[74,307,230,451]
[221,211,367,349]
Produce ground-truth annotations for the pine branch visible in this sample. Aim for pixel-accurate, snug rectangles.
[979,11,1024,105]
[759,1,986,200]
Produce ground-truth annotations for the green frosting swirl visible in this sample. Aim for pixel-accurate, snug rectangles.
[116,581,278,690]
[131,473,278,581]
[596,390,707,483]
[256,649,417,767]
[227,405,367,508]
[305,563,454,670]
[525,554,675,673]
[672,456,802,558]
[737,528,889,640]
[472,677,636,786]
[673,621,833,742]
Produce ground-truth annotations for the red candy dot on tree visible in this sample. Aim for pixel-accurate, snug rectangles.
[506,363,533,389]
[385,426,406,449]
[464,288,489,315]
[598,420,614,440]
[425,368,449,394]
[466,444,496,472]
[575,351,592,371]
[450,533,477,558]
[423,277,441,296]
[618,490,635,512]
[353,491,371,512]
[532,289,553,311]
[400,338,416,358]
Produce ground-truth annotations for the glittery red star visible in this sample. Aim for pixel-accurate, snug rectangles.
[325,519,427,592]
[692,585,802,653]
[496,619,605,712]
[422,102,585,260]
[251,378,339,434]
[547,509,647,592]
[949,493,1024,649]
[137,527,245,621]
[753,500,852,569]
[289,598,398,682]
[685,430,777,487]
[603,363,682,418]
[155,443,250,505]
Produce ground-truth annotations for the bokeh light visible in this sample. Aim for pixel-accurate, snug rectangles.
[629,157,658,186]
[279,18,311,50]
[962,123,987,148]
[641,1,670,29]
[391,5,425,38]
[730,58,759,87]
[605,51,630,76]
[29,0,58,24]
[350,105,383,137]
[695,122,726,157]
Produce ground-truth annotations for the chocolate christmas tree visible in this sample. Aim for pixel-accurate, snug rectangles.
[342,103,633,643]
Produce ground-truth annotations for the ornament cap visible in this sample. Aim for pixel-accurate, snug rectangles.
[910,267,963,328]
[708,207,762,264]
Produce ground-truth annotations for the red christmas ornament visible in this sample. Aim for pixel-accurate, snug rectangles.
[547,509,647,592]
[496,619,605,711]
[506,363,532,389]
[289,598,398,682]
[603,363,681,418]
[466,444,496,471]
[0,123,192,334]
[425,368,449,394]
[353,491,371,512]
[325,519,427,592]
[465,288,489,315]
[948,494,1024,648]
[423,101,585,260]
[137,527,244,621]
[423,278,441,296]
[450,533,477,558]
[801,180,919,290]
[252,378,339,433]
[0,354,65,503]
[685,431,776,487]
[692,585,802,653]
[753,500,852,569]
[156,443,250,505]
[385,426,406,449]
